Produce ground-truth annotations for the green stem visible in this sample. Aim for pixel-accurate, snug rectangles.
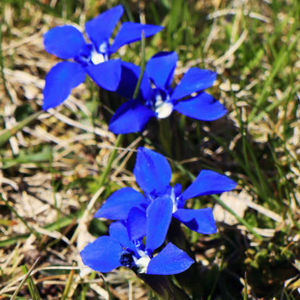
[167,219,194,257]
[132,30,146,100]
[97,29,145,187]
[98,134,124,187]
[159,118,172,156]
[212,194,262,240]
[0,22,14,104]
[0,110,43,146]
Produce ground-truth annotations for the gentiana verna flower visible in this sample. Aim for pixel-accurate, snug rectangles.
[109,51,227,134]
[42,5,163,110]
[95,147,236,235]
[80,220,194,275]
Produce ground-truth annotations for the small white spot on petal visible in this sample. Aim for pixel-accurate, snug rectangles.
[171,188,178,213]
[99,42,108,54]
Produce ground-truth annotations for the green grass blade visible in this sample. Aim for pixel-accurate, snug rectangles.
[0,22,14,104]
[11,257,40,300]
[173,161,263,240]
[0,111,43,147]
[61,266,75,300]
[22,264,41,300]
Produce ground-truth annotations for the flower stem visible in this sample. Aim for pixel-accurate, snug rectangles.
[159,118,173,157]
[98,134,124,187]
[132,30,146,100]
[139,274,190,300]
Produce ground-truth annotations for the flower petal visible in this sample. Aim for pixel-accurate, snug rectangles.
[181,170,237,201]
[133,147,172,195]
[109,100,155,134]
[147,243,194,275]
[94,187,146,220]
[42,61,86,110]
[171,68,217,100]
[174,92,227,121]
[80,236,122,272]
[85,5,123,50]
[127,207,147,241]
[116,62,152,101]
[44,25,86,59]
[146,51,177,89]
[145,195,173,253]
[85,59,121,91]
[109,222,136,252]
[110,22,163,54]
[173,208,217,234]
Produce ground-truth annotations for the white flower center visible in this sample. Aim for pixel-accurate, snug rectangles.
[134,255,151,274]
[91,50,105,65]
[155,95,173,119]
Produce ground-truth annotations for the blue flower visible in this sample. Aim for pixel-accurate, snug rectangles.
[95,147,236,235]
[80,220,194,275]
[109,51,227,134]
[42,5,163,110]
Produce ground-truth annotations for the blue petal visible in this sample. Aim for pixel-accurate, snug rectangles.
[44,25,86,59]
[80,236,122,272]
[85,5,123,50]
[181,170,237,201]
[133,147,172,195]
[109,100,155,134]
[174,92,227,121]
[145,195,173,253]
[127,207,147,241]
[174,183,182,197]
[109,222,136,252]
[146,51,178,89]
[94,187,146,220]
[85,59,121,91]
[147,243,194,275]
[171,68,217,100]
[116,62,139,99]
[110,22,163,54]
[74,43,93,66]
[116,62,152,101]
[173,208,217,234]
[42,61,86,110]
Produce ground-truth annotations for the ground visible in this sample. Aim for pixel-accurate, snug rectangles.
[0,0,299,299]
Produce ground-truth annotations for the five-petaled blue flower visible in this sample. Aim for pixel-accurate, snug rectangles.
[109,51,227,134]
[81,220,194,275]
[42,5,163,110]
[95,147,236,236]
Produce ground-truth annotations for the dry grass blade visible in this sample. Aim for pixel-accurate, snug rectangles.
[207,8,271,23]
[214,30,248,66]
